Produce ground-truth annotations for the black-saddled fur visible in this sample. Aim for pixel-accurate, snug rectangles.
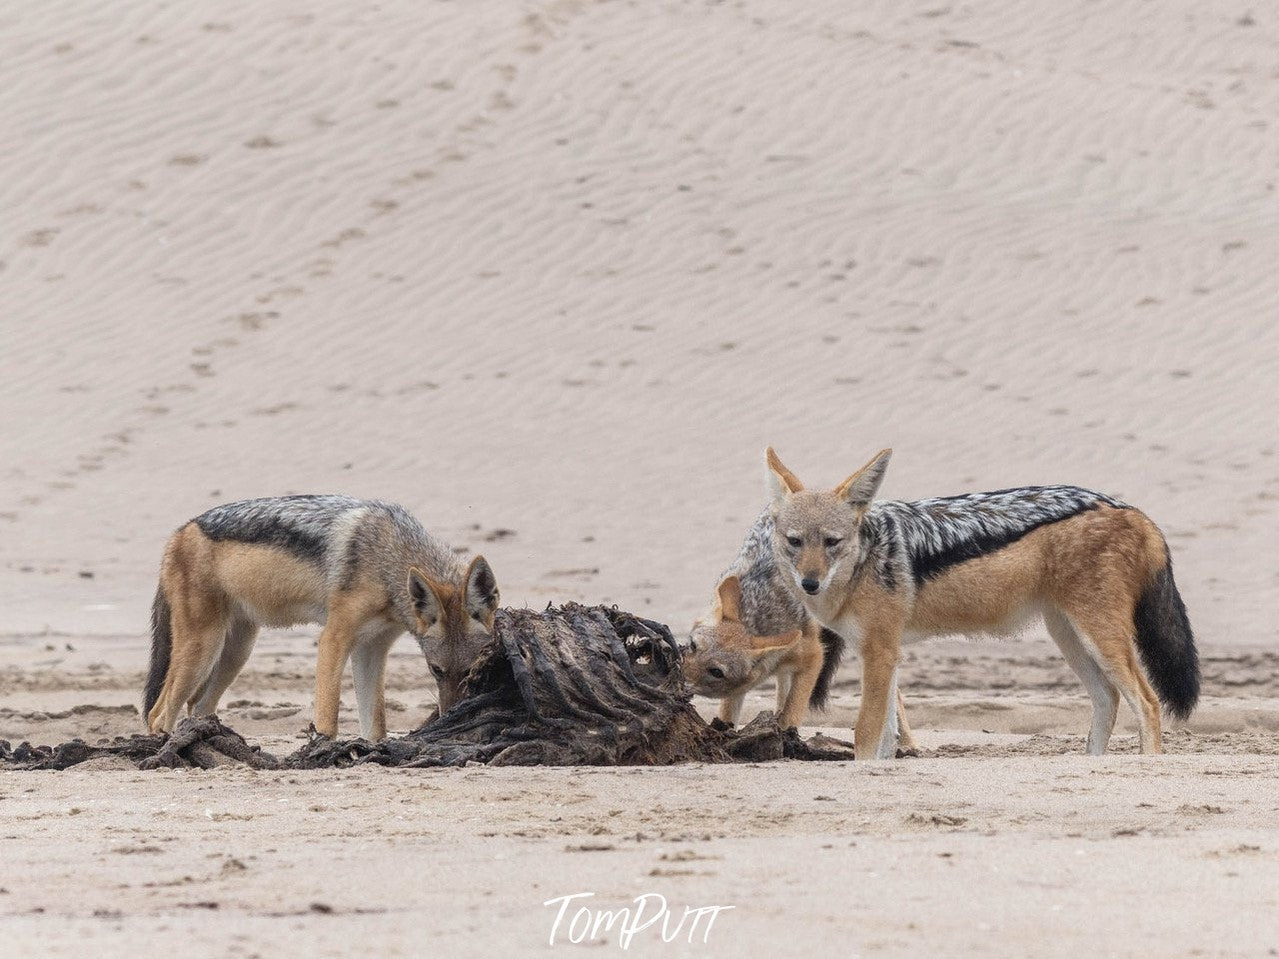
[869,485,1131,586]
[1132,555,1199,719]
[143,584,172,716]
[906,503,1104,584]
[809,626,846,711]
[193,494,361,564]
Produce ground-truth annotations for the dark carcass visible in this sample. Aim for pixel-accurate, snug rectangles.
[1,604,855,771]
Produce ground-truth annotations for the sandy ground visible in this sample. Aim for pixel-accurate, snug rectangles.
[3,1,1279,956]
[5,639,1279,957]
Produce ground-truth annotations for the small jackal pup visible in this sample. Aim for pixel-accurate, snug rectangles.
[764,447,1199,760]
[684,575,828,730]
[683,512,915,744]
[143,495,500,740]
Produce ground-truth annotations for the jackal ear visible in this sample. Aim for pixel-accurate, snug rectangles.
[407,566,445,628]
[765,447,804,504]
[750,629,802,653]
[716,575,743,623]
[835,448,892,506]
[464,555,499,622]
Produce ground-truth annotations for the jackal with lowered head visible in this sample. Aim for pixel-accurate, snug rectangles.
[143,495,499,740]
[684,509,914,745]
[764,447,1199,760]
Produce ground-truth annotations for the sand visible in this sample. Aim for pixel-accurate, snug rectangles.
[2,1,1278,956]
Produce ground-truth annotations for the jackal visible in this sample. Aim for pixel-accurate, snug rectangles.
[143,495,499,740]
[764,447,1199,759]
[684,511,914,745]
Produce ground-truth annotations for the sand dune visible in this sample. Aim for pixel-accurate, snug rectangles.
[4,1,1276,642]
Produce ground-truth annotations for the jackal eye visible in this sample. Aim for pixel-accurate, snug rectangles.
[707,666,725,679]
[823,536,843,549]
[429,664,445,680]
[785,535,802,549]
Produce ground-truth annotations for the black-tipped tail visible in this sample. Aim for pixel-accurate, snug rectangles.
[143,584,172,720]
[808,626,846,711]
[1133,556,1199,720]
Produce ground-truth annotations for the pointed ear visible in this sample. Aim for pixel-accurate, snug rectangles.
[463,555,499,622]
[750,629,802,653]
[716,575,743,623]
[407,566,445,627]
[834,448,892,506]
[765,447,803,504]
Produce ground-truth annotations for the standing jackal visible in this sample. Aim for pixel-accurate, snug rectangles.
[144,495,499,739]
[764,447,1199,760]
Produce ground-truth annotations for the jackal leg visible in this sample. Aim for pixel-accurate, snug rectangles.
[895,688,918,755]
[1065,606,1162,755]
[350,624,401,741]
[190,615,259,717]
[1115,640,1163,755]
[313,597,367,738]
[778,657,822,731]
[1044,608,1120,755]
[148,599,229,733]
[854,629,902,761]
[718,690,746,726]
[774,672,793,719]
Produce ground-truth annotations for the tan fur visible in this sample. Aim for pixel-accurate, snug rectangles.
[147,525,492,740]
[767,448,1176,760]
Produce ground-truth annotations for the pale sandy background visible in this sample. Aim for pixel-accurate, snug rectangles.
[2,2,1278,957]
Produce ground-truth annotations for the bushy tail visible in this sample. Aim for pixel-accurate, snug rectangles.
[1132,553,1199,720]
[143,584,172,720]
[808,626,846,711]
